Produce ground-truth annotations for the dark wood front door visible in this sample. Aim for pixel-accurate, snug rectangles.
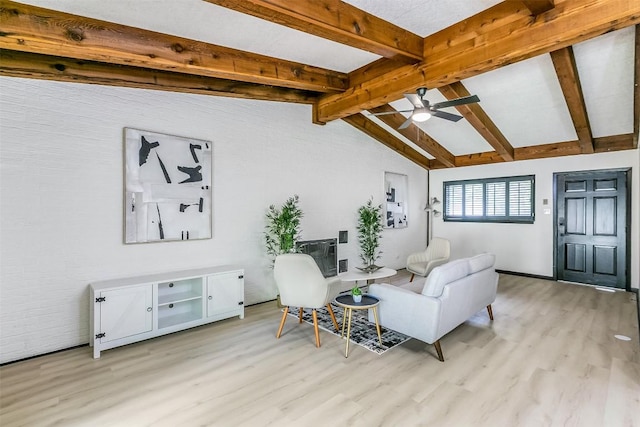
[555,169,629,289]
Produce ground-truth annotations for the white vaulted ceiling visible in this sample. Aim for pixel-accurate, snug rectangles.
[7,0,639,167]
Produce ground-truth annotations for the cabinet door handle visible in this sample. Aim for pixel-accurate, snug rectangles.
[147,307,152,312]
[208,296,212,300]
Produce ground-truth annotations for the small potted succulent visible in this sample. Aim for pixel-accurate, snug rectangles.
[351,285,363,303]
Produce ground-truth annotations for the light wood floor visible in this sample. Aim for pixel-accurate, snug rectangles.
[1,272,639,427]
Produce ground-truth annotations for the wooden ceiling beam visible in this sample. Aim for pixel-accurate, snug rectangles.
[349,58,406,88]
[514,141,582,160]
[450,133,634,167]
[521,0,555,16]
[438,82,515,161]
[0,0,347,93]
[0,50,320,104]
[315,0,640,123]
[367,104,455,167]
[454,152,506,168]
[203,0,423,63]
[342,114,431,170]
[593,133,635,152]
[634,25,640,148]
[550,47,594,154]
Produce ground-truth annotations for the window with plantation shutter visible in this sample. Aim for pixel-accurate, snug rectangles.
[443,175,535,223]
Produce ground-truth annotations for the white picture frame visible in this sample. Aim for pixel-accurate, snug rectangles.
[384,171,408,229]
[124,128,212,243]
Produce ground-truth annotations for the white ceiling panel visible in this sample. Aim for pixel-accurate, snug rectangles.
[18,0,379,72]
[462,55,578,147]
[573,26,635,138]
[12,1,637,160]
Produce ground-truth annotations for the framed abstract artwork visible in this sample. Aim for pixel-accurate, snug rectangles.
[384,171,408,229]
[124,128,212,243]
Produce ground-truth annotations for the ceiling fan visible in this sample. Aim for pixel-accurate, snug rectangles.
[370,87,480,130]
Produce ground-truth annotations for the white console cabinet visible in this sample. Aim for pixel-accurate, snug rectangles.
[90,266,244,358]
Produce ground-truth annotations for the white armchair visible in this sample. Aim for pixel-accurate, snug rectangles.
[406,237,450,282]
[273,254,342,347]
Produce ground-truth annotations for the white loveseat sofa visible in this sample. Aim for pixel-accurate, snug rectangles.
[368,253,498,361]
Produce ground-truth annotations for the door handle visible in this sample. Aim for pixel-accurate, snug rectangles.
[558,217,565,236]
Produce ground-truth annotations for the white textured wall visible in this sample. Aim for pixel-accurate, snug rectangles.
[0,77,428,363]
[429,151,639,288]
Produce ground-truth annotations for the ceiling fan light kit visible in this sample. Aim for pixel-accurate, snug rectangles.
[412,108,432,122]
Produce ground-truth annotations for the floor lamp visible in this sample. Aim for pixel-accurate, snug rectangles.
[424,197,441,243]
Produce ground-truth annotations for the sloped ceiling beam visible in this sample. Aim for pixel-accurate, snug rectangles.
[438,82,515,161]
[203,0,423,63]
[521,0,555,16]
[0,49,320,104]
[0,0,347,93]
[315,0,640,123]
[367,104,455,167]
[550,47,594,154]
[342,114,431,169]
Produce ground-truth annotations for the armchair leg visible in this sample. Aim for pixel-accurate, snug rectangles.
[326,304,340,332]
[409,273,415,282]
[299,307,304,323]
[433,340,444,362]
[312,309,321,347]
[276,306,289,339]
[487,304,494,320]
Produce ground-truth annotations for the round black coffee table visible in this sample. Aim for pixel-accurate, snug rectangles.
[334,294,382,358]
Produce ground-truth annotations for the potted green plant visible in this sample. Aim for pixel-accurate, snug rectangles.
[351,285,363,303]
[265,194,303,258]
[357,198,383,271]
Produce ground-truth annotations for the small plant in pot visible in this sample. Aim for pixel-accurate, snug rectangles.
[351,285,363,303]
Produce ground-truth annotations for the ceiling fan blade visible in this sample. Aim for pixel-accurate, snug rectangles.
[368,110,413,116]
[398,116,414,129]
[432,110,463,122]
[432,94,480,109]
[403,93,426,109]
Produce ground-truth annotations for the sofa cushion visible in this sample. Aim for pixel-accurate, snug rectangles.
[422,258,470,297]
[399,277,426,294]
[468,253,495,274]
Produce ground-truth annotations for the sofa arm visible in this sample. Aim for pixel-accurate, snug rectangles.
[423,257,449,277]
[367,283,441,344]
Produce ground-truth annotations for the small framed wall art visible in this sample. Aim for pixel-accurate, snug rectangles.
[124,128,212,243]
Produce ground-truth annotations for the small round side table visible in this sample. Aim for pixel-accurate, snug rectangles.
[334,294,382,358]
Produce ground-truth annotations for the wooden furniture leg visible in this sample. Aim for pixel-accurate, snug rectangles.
[341,307,347,337]
[487,304,494,320]
[299,307,303,323]
[433,340,444,362]
[312,309,321,347]
[371,306,382,345]
[409,273,415,282]
[276,306,288,338]
[326,304,340,332]
[344,308,353,357]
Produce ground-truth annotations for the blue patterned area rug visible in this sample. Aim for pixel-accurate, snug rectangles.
[287,303,410,354]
